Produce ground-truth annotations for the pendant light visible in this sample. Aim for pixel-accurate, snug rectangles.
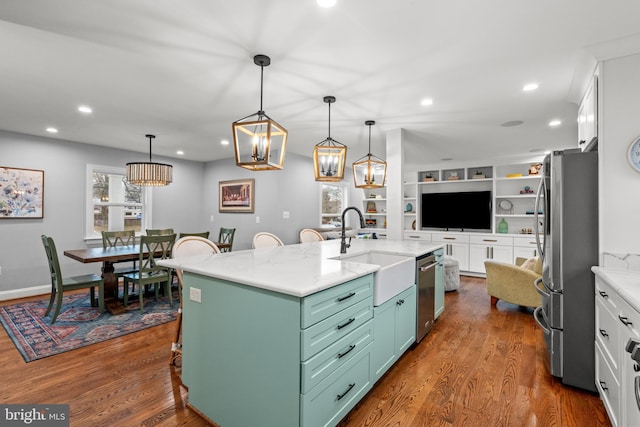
[352,120,387,188]
[233,54,288,171]
[126,134,173,186]
[313,96,347,181]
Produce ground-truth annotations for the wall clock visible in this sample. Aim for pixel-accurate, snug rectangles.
[628,136,640,173]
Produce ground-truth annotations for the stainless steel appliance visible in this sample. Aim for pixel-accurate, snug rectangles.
[625,339,640,425]
[533,148,598,392]
[416,253,437,342]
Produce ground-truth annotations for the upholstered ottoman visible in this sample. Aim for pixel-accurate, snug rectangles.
[444,257,460,291]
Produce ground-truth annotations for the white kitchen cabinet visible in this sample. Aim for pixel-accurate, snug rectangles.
[593,269,640,427]
[431,232,469,271]
[578,75,598,151]
[468,235,513,274]
[513,235,541,261]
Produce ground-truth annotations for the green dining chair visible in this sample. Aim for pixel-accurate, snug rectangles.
[146,228,174,236]
[123,233,176,313]
[102,230,139,298]
[216,227,236,252]
[179,231,210,239]
[41,235,105,324]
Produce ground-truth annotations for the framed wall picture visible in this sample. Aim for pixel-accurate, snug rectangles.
[219,178,255,213]
[0,166,44,219]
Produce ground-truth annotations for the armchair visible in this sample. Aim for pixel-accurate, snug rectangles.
[484,257,541,308]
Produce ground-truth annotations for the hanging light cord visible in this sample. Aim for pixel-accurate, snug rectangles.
[258,62,265,117]
[367,123,372,155]
[147,134,155,162]
[327,101,332,140]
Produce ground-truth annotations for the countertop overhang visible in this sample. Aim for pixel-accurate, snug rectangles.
[592,266,640,312]
[159,239,443,297]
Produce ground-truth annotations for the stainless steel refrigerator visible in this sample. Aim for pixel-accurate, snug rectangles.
[533,148,598,392]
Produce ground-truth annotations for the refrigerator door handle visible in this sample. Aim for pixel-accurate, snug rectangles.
[534,176,545,262]
[534,277,549,297]
[533,306,550,334]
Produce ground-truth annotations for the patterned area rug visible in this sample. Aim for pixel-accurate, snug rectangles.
[0,291,178,362]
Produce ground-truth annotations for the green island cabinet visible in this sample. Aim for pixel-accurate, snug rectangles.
[181,263,427,427]
[182,272,377,427]
[435,247,445,318]
[371,285,417,382]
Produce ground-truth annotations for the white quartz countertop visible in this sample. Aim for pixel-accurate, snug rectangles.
[160,239,443,297]
[592,267,640,312]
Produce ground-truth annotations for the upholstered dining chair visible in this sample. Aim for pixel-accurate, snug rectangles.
[170,236,220,367]
[216,227,236,252]
[252,232,284,249]
[123,233,176,313]
[101,230,138,294]
[178,231,210,239]
[41,235,105,324]
[299,228,325,243]
[146,228,174,236]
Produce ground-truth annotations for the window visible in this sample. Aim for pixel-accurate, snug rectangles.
[85,165,151,239]
[320,183,347,226]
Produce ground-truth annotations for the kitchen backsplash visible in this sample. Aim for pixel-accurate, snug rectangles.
[603,252,640,272]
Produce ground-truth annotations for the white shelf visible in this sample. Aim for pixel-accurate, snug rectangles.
[495,175,541,181]
[496,194,538,199]
[364,213,386,216]
[496,214,544,218]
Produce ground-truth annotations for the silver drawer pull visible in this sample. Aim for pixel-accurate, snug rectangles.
[337,344,356,359]
[619,315,633,326]
[599,380,608,393]
[443,237,456,240]
[336,318,355,330]
[598,290,608,298]
[483,239,498,242]
[337,383,356,401]
[336,292,356,302]
[599,329,609,338]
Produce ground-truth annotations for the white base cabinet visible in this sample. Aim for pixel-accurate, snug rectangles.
[594,269,640,427]
[372,285,417,382]
[468,235,513,274]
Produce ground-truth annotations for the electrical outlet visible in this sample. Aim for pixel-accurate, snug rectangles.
[282,211,290,219]
[210,215,214,222]
[256,216,260,224]
[189,287,202,303]
[0,266,2,275]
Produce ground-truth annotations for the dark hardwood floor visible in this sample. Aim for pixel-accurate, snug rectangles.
[0,276,609,426]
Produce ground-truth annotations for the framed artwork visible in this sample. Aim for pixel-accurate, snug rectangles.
[219,178,255,213]
[0,166,44,219]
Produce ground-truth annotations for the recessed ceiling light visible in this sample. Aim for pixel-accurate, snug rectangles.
[46,127,58,133]
[221,139,230,146]
[549,119,562,127]
[176,150,184,155]
[317,0,336,7]
[420,98,433,106]
[501,120,524,127]
[523,83,539,92]
[78,105,93,114]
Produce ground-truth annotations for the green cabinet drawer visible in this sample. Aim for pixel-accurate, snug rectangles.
[302,274,373,328]
[301,319,373,394]
[301,342,372,427]
[302,298,373,361]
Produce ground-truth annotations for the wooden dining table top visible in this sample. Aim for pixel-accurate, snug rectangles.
[64,245,145,264]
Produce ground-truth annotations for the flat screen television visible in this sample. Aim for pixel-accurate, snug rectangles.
[421,190,492,231]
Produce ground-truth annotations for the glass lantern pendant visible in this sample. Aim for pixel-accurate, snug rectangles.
[313,96,347,181]
[352,120,387,188]
[233,54,288,171]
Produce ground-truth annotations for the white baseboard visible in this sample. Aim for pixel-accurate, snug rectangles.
[0,285,50,302]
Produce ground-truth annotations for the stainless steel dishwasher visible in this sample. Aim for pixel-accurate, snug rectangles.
[416,253,437,342]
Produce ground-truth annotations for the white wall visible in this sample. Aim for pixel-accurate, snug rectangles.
[600,53,640,255]
[0,131,324,297]
[202,152,321,250]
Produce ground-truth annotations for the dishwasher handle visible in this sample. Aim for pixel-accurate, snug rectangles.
[419,261,437,272]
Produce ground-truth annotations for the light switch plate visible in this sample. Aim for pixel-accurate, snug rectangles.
[189,287,202,303]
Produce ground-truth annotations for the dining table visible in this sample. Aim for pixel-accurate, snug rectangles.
[64,245,159,314]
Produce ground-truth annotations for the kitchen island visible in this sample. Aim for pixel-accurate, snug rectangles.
[161,239,442,427]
